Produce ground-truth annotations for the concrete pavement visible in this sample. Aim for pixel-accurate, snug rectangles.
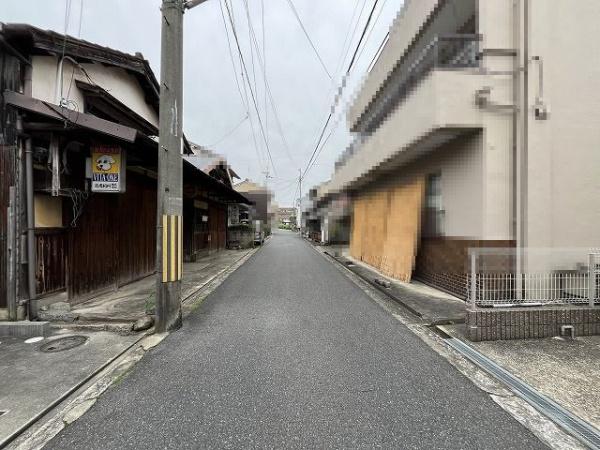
[45,230,546,449]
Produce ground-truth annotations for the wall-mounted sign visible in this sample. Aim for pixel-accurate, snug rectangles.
[193,200,208,210]
[91,146,122,192]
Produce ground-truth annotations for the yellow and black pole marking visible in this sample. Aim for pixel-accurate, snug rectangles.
[162,214,183,283]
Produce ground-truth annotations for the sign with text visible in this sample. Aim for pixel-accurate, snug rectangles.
[91,146,122,192]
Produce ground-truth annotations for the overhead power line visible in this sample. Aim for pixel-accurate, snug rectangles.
[242,0,297,168]
[300,0,383,181]
[224,0,277,176]
[218,0,263,168]
[301,113,332,180]
[207,114,249,147]
[354,0,389,67]
[284,0,333,80]
[346,0,381,74]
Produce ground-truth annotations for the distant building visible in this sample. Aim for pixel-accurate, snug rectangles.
[277,207,296,227]
[233,179,274,243]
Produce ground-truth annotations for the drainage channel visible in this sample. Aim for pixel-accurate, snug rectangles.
[433,326,600,450]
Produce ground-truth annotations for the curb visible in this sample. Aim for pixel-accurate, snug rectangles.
[5,248,258,449]
[316,246,426,321]
[1,330,150,449]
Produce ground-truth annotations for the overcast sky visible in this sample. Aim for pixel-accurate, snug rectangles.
[2,0,403,206]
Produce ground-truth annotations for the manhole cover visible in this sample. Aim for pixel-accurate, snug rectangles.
[39,336,88,353]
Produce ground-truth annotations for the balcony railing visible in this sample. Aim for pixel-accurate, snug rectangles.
[357,34,481,134]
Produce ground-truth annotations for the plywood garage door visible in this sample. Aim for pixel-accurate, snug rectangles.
[380,177,425,282]
[350,196,367,261]
[361,189,390,270]
[349,177,425,282]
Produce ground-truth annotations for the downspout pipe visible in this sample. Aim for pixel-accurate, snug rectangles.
[54,55,79,105]
[514,0,529,285]
[15,115,38,319]
[25,135,37,319]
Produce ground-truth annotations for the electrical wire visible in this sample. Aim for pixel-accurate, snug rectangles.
[207,114,249,147]
[241,0,297,168]
[367,31,389,72]
[66,0,85,102]
[346,0,381,74]
[300,0,383,182]
[224,0,277,176]
[261,0,267,150]
[354,0,389,66]
[284,0,333,81]
[218,0,247,110]
[219,0,263,169]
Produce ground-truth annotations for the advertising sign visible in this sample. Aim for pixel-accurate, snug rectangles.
[91,146,122,192]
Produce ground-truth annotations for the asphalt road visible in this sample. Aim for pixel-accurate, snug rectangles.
[47,231,546,449]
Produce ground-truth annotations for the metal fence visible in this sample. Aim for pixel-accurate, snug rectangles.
[469,248,600,307]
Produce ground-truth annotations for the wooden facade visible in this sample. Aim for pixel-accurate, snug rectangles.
[0,49,23,309]
[0,24,250,318]
[183,199,227,261]
[66,171,156,302]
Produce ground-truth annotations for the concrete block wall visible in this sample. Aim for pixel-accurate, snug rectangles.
[466,307,600,342]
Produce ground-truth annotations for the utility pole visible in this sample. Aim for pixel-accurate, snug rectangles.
[156,0,208,332]
[298,169,302,232]
[262,167,273,191]
[156,0,185,332]
[298,169,302,204]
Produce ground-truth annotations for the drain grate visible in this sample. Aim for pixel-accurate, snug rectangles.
[39,336,88,353]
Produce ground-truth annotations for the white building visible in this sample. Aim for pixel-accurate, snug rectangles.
[321,0,600,300]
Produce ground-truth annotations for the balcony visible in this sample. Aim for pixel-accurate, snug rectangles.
[354,34,481,134]
[326,65,490,196]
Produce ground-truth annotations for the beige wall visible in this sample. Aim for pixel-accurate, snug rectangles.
[328,69,489,194]
[31,55,158,127]
[329,0,600,253]
[332,0,518,243]
[348,0,441,129]
[360,132,485,239]
[34,194,62,228]
[524,0,600,249]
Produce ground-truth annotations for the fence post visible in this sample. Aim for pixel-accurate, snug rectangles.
[470,249,477,306]
[589,253,596,307]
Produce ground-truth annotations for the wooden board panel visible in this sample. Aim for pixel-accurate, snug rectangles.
[361,190,390,270]
[380,177,425,282]
[350,196,367,261]
[117,172,156,286]
[68,193,117,300]
[68,172,156,300]
[36,229,67,296]
[0,145,17,308]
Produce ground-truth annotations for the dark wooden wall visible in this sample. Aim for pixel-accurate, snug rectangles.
[116,172,156,286]
[36,229,67,296]
[183,200,227,261]
[0,145,17,308]
[0,50,23,308]
[67,171,156,301]
[68,191,117,299]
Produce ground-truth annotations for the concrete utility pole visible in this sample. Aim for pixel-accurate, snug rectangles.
[298,169,302,232]
[156,0,208,332]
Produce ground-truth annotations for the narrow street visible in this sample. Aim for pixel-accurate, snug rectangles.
[46,231,544,449]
